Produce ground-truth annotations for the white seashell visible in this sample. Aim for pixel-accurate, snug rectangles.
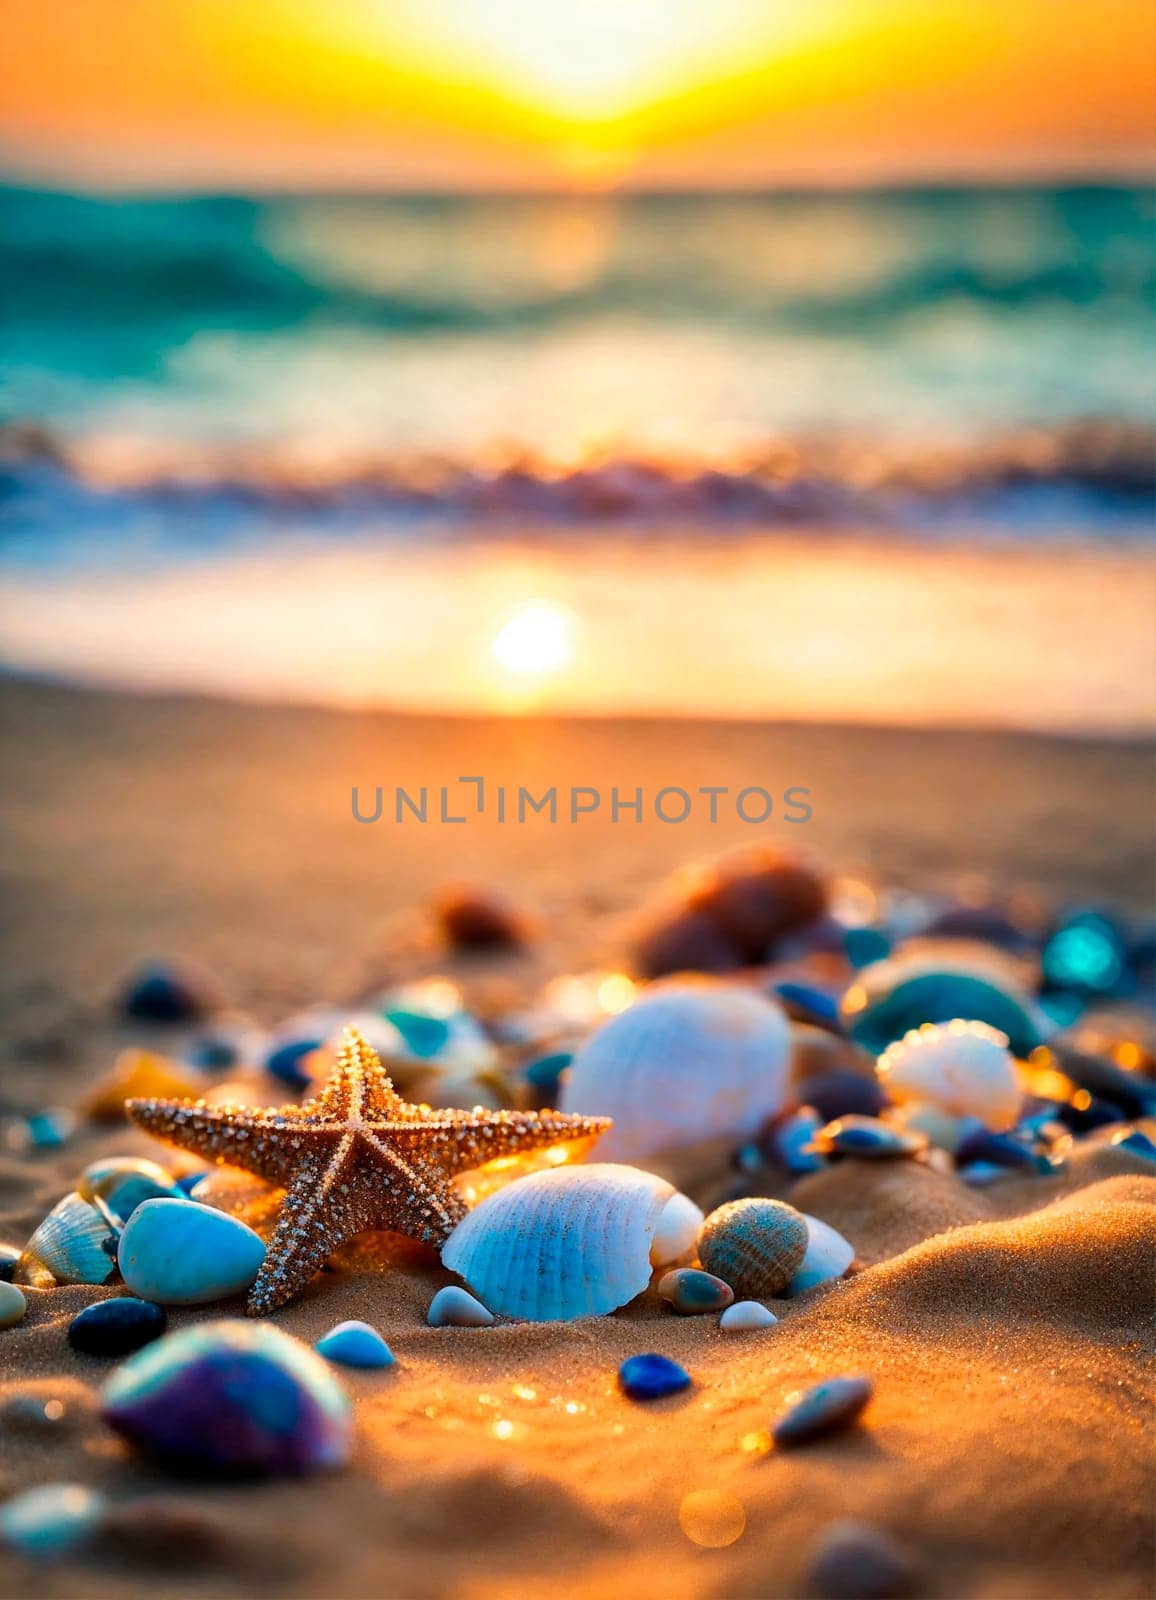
[886,1102,982,1153]
[877,1020,1021,1130]
[15,1193,119,1288]
[441,1162,699,1321]
[559,982,791,1162]
[719,1300,778,1331]
[649,1190,704,1267]
[786,1215,856,1295]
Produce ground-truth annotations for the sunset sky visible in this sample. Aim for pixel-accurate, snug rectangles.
[2,0,1154,190]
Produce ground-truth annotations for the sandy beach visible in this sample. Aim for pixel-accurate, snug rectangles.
[0,676,1153,1600]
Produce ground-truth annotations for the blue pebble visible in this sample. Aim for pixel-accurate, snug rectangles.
[1115,1130,1156,1162]
[119,963,208,1024]
[68,1297,167,1358]
[1042,911,1127,997]
[118,1198,266,1305]
[384,1009,453,1060]
[265,1038,324,1089]
[618,1353,691,1402]
[23,1111,75,1150]
[316,1320,395,1369]
[524,1051,573,1107]
[772,981,845,1032]
[842,927,892,970]
[175,1172,207,1196]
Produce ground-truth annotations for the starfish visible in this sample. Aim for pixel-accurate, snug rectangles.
[127,1026,611,1314]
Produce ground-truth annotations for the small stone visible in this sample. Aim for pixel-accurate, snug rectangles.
[807,1520,920,1599]
[68,1298,167,1358]
[0,1280,27,1328]
[265,1037,324,1090]
[618,1353,692,1401]
[657,1268,734,1315]
[719,1300,777,1332]
[1113,1128,1156,1162]
[6,1110,76,1153]
[118,962,212,1024]
[810,1116,925,1160]
[802,1070,886,1124]
[0,1483,105,1559]
[772,1376,874,1447]
[435,886,524,951]
[428,1286,494,1327]
[0,1243,20,1282]
[316,1320,395,1369]
[118,1198,266,1305]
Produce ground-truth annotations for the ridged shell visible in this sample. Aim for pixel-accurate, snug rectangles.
[15,1193,119,1288]
[877,1019,1021,1129]
[787,1214,856,1295]
[77,1158,182,1223]
[697,1198,809,1298]
[441,1163,702,1321]
[559,982,791,1162]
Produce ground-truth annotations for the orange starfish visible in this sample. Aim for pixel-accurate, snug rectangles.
[127,1025,610,1314]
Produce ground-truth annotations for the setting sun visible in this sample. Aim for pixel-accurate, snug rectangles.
[491,602,577,678]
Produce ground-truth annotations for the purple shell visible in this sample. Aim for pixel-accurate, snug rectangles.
[101,1319,352,1477]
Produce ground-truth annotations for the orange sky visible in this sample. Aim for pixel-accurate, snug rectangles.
[2,0,1153,189]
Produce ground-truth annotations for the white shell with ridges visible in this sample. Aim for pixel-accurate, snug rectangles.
[876,1020,1021,1130]
[559,982,791,1162]
[441,1162,702,1321]
[786,1215,856,1295]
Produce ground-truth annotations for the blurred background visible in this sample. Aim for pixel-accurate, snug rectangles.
[0,0,1154,730]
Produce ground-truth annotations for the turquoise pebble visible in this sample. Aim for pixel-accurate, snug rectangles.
[117,1198,265,1305]
[316,1321,395,1369]
[0,1483,105,1558]
[0,1280,27,1329]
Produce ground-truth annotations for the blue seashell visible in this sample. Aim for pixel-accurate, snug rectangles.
[315,1321,395,1369]
[810,1116,925,1159]
[101,1319,353,1476]
[119,963,210,1024]
[772,982,845,1034]
[618,1353,692,1401]
[843,961,1045,1057]
[0,1483,105,1559]
[68,1297,167,1358]
[772,1375,873,1446]
[768,1108,827,1175]
[265,1037,324,1090]
[118,1198,265,1305]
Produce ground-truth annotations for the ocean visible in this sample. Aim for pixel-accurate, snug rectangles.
[1,184,1153,728]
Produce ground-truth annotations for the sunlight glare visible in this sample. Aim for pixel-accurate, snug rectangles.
[491,602,576,677]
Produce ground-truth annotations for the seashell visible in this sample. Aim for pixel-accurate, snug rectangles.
[0,1483,105,1559]
[15,1193,119,1288]
[807,1520,921,1600]
[315,1321,395,1368]
[632,907,745,979]
[101,1319,352,1476]
[77,1157,182,1223]
[427,1286,495,1327]
[842,957,1046,1057]
[0,1280,27,1328]
[68,1297,166,1358]
[886,1102,982,1153]
[719,1300,778,1331]
[877,1020,1021,1130]
[441,1163,703,1322]
[559,981,791,1163]
[83,1050,204,1121]
[765,1107,827,1176]
[772,981,845,1034]
[787,1215,856,1295]
[618,1353,691,1401]
[117,1198,266,1305]
[697,1198,809,1298]
[656,1267,734,1315]
[772,1375,874,1447]
[809,1115,926,1160]
[1111,1128,1156,1162]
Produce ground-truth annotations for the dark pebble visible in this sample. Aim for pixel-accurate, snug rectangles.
[119,964,209,1024]
[841,927,893,970]
[1114,1129,1156,1162]
[772,981,846,1035]
[0,1243,20,1283]
[1049,1044,1156,1119]
[618,1353,692,1401]
[68,1298,168,1358]
[265,1038,323,1090]
[522,1051,572,1109]
[633,907,745,979]
[804,1069,886,1123]
[923,903,1033,952]
[772,1375,874,1446]
[954,1128,1038,1170]
[807,1520,920,1599]
[436,886,524,951]
[1056,1096,1125,1134]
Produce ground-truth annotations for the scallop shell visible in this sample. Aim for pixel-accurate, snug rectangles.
[877,1019,1021,1130]
[77,1158,182,1224]
[787,1214,856,1295]
[441,1162,703,1321]
[15,1193,119,1288]
[697,1198,809,1298]
[559,981,791,1162]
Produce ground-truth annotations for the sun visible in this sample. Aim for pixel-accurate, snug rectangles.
[491,602,576,677]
